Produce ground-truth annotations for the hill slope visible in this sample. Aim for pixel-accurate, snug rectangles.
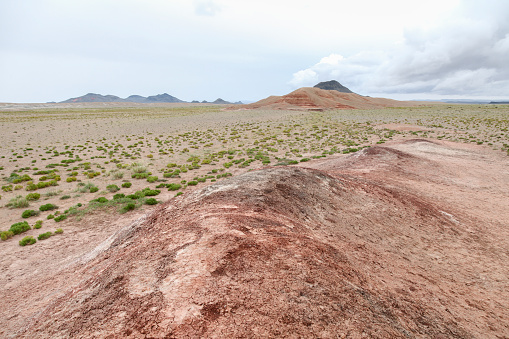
[238,87,421,110]
[12,140,508,338]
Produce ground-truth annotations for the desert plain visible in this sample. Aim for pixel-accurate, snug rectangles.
[0,102,508,337]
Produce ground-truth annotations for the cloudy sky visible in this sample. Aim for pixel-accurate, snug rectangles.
[1,0,508,103]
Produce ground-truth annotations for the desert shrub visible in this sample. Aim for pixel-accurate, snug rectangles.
[2,185,13,192]
[9,221,31,235]
[187,180,198,186]
[145,198,158,205]
[60,195,71,200]
[22,209,39,218]
[7,195,30,209]
[1,231,14,241]
[126,194,139,200]
[146,176,158,183]
[141,188,160,196]
[14,185,23,190]
[19,236,36,246]
[37,232,52,240]
[113,193,125,200]
[132,172,149,179]
[47,214,54,220]
[54,214,67,222]
[54,228,63,234]
[34,220,43,229]
[39,203,58,211]
[130,162,147,174]
[44,190,60,197]
[66,177,77,183]
[110,170,124,179]
[106,184,120,193]
[299,158,310,162]
[175,192,183,197]
[167,183,182,191]
[121,182,132,188]
[91,197,108,203]
[26,192,41,201]
[120,202,136,213]
[89,186,99,193]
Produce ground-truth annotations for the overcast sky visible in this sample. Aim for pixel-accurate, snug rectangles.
[1,0,508,103]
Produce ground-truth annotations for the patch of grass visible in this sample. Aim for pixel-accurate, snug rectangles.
[54,228,63,234]
[7,195,30,209]
[9,221,31,235]
[54,214,67,222]
[145,198,158,205]
[37,232,52,240]
[22,209,39,218]
[26,192,41,201]
[106,184,120,193]
[19,236,36,246]
[1,230,14,241]
[121,182,132,188]
[39,203,58,211]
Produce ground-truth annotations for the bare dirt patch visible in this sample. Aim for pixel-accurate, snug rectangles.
[0,139,507,338]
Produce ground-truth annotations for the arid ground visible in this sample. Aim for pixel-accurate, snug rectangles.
[0,102,508,337]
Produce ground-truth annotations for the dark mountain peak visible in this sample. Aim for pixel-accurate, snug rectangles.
[145,93,184,103]
[314,80,353,93]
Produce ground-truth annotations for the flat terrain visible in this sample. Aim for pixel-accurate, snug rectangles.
[0,103,508,337]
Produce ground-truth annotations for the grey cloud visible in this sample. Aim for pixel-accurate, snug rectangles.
[290,0,509,98]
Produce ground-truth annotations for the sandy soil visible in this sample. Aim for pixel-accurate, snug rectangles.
[0,103,508,337]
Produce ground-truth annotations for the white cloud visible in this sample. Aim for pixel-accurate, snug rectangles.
[194,0,221,16]
[289,0,509,98]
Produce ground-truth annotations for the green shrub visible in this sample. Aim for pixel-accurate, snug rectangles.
[145,198,158,205]
[147,176,158,183]
[66,177,77,183]
[113,193,125,200]
[7,195,30,209]
[89,186,99,193]
[141,188,160,196]
[60,195,71,200]
[106,184,120,193]
[2,185,13,192]
[34,220,43,229]
[54,214,67,222]
[91,197,108,203]
[47,214,54,220]
[175,192,183,197]
[132,172,149,179]
[299,158,310,162]
[54,228,63,234]
[120,202,136,213]
[126,194,139,200]
[187,180,198,186]
[19,236,36,246]
[37,232,52,240]
[26,192,41,201]
[39,203,58,211]
[9,221,31,235]
[121,182,132,188]
[22,209,39,218]
[1,231,14,241]
[167,183,182,191]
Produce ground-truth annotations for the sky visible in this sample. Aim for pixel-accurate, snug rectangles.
[1,0,508,103]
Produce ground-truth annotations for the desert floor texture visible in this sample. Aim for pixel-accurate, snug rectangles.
[0,102,508,337]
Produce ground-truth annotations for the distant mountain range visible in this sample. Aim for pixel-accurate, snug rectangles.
[60,93,241,104]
